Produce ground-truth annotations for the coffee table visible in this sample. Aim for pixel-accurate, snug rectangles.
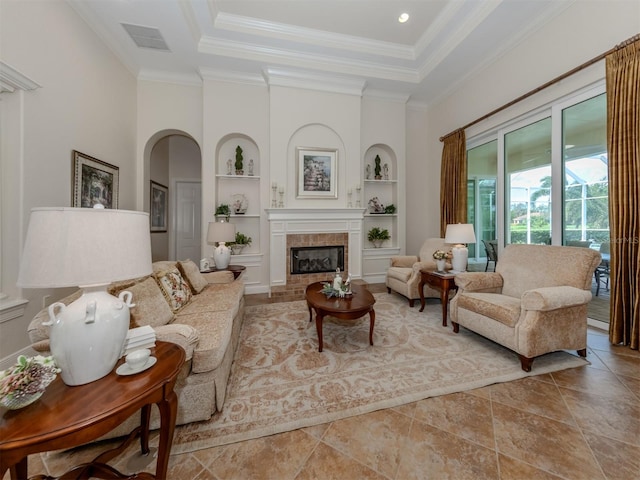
[305,281,376,352]
[0,341,185,479]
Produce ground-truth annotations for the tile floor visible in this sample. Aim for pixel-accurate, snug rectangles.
[10,285,639,480]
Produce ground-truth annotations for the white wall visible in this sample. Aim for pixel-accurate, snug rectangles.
[0,0,136,358]
[406,0,640,250]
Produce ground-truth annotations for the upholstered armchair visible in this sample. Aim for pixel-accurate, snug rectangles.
[386,238,452,307]
[450,244,601,371]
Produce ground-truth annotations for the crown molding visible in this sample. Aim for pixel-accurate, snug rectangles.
[199,67,266,87]
[199,37,419,84]
[214,12,415,61]
[263,68,366,96]
[0,62,41,93]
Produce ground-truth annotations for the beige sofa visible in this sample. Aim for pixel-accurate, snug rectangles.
[386,238,453,306]
[28,259,245,434]
[450,244,601,371]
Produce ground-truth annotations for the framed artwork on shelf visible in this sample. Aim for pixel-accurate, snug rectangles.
[150,181,168,232]
[72,150,119,208]
[296,147,338,199]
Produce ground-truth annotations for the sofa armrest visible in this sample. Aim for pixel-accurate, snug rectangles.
[455,272,503,292]
[154,324,200,361]
[521,286,592,311]
[202,270,235,284]
[412,260,437,273]
[390,255,418,268]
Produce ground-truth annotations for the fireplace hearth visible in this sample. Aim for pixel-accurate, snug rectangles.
[291,245,344,275]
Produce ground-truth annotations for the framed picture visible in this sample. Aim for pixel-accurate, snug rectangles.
[72,150,119,208]
[296,147,338,198]
[150,181,168,233]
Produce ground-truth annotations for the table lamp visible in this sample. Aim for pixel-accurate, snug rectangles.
[17,206,152,386]
[444,223,476,272]
[207,221,236,269]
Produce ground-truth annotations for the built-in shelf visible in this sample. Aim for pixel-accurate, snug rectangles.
[215,174,261,179]
[364,179,397,184]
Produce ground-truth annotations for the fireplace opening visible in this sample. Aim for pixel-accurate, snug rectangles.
[291,245,344,275]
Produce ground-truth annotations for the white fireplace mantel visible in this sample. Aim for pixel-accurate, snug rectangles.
[265,208,365,290]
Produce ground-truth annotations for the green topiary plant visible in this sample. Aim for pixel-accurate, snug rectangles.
[235,145,243,173]
[215,203,230,221]
[384,204,396,214]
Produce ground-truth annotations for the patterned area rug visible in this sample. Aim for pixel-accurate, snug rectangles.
[172,292,588,454]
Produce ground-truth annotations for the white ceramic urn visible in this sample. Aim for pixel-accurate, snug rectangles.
[45,287,134,386]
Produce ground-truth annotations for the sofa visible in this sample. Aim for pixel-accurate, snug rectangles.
[386,238,453,306]
[450,244,601,371]
[27,259,245,435]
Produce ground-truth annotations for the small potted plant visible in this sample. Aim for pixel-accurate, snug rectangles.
[215,203,230,222]
[235,145,244,175]
[432,249,452,272]
[230,231,252,255]
[367,227,390,248]
[384,204,396,214]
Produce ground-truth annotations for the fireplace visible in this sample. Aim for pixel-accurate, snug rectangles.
[291,245,344,275]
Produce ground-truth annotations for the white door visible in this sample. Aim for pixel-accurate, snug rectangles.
[175,181,202,261]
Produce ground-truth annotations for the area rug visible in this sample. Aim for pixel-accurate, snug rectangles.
[172,292,588,454]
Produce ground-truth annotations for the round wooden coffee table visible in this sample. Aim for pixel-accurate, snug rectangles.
[305,281,376,352]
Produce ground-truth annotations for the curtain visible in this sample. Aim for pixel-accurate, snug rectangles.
[606,36,640,350]
[439,130,467,237]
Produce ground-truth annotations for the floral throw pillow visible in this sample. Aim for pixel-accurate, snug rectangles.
[156,267,192,312]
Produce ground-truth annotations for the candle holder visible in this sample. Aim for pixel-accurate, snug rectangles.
[347,189,353,208]
[355,186,362,208]
[271,184,278,208]
[278,188,284,208]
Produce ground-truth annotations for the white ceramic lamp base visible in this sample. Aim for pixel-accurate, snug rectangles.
[213,242,231,269]
[450,244,469,273]
[45,286,134,386]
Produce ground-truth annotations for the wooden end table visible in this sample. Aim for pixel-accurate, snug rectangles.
[305,281,376,352]
[201,264,246,279]
[0,341,185,480]
[418,270,458,327]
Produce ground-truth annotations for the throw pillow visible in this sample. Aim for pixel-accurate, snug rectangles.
[178,259,208,294]
[124,276,175,328]
[156,267,193,312]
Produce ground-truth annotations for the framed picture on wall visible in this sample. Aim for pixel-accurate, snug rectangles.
[296,147,338,198]
[72,150,119,208]
[150,181,168,232]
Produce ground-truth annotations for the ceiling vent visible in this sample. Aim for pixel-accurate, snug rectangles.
[121,23,170,51]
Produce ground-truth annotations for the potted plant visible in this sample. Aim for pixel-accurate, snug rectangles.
[367,227,390,248]
[374,154,382,180]
[235,145,244,175]
[215,203,230,222]
[384,204,396,214]
[230,231,252,255]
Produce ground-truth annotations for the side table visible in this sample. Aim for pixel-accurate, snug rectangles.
[419,270,458,326]
[201,264,246,279]
[0,341,185,480]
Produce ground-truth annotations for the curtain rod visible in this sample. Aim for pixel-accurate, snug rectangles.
[439,33,640,142]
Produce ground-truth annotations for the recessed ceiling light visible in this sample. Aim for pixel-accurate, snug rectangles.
[398,13,409,23]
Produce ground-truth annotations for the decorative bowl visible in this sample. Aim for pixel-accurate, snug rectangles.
[0,391,44,410]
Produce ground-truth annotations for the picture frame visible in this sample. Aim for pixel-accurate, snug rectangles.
[150,181,168,233]
[296,147,338,199]
[72,150,119,208]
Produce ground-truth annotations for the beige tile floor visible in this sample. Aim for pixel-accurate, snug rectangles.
[9,285,639,480]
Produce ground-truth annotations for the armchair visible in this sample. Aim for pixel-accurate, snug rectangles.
[450,244,601,371]
[386,238,452,307]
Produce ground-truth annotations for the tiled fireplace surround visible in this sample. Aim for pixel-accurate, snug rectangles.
[266,209,364,300]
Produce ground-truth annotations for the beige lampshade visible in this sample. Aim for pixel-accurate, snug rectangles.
[17,207,152,288]
[207,221,236,244]
[444,223,476,245]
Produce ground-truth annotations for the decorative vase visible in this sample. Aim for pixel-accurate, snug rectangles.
[436,259,446,272]
[230,244,245,255]
[372,240,383,248]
